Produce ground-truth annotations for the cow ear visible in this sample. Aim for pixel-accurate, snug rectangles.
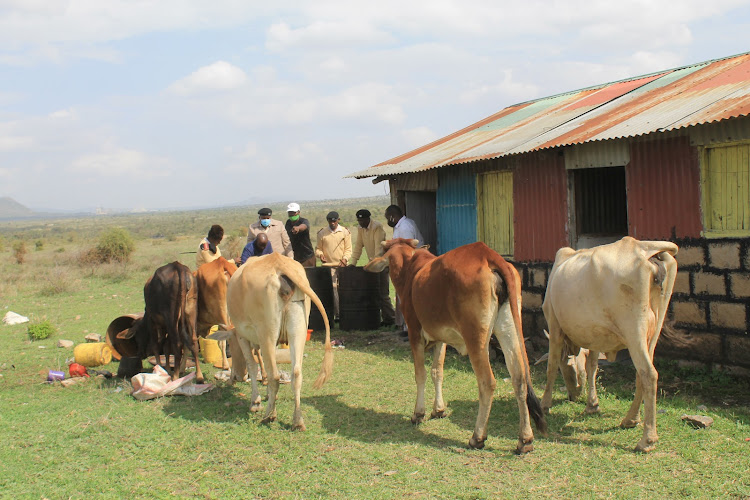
[116,327,136,340]
[208,330,233,341]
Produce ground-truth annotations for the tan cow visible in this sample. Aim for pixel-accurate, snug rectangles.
[210,253,333,430]
[541,236,678,453]
[365,239,547,454]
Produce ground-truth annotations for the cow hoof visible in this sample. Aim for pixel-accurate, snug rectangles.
[542,405,551,415]
[250,404,262,413]
[261,415,276,424]
[515,439,534,455]
[634,440,656,453]
[431,409,446,419]
[620,418,641,429]
[584,404,600,414]
[468,435,486,450]
[411,413,426,425]
[293,422,307,432]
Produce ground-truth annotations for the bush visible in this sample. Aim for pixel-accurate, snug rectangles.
[94,228,135,263]
[35,240,44,251]
[28,320,56,341]
[12,241,27,264]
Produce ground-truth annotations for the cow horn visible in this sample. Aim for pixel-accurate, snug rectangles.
[534,353,549,365]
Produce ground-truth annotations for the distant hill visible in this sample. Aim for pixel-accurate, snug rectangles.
[0,197,34,219]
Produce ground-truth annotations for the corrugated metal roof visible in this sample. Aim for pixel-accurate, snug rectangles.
[349,52,750,179]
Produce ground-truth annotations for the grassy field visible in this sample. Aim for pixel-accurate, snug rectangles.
[1,203,749,499]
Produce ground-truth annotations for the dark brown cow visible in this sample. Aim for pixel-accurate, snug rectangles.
[365,239,546,454]
[119,261,204,383]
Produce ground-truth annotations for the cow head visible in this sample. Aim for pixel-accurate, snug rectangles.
[117,317,151,359]
[364,238,420,273]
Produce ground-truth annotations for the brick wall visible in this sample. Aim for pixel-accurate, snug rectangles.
[511,237,750,373]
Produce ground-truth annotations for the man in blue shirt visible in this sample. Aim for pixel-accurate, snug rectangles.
[238,232,273,265]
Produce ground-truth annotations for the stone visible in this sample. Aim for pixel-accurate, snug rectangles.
[673,271,691,295]
[725,336,750,367]
[729,273,750,298]
[84,333,103,343]
[531,269,547,288]
[57,340,74,348]
[709,242,741,269]
[681,414,714,428]
[710,302,746,330]
[521,291,543,309]
[693,273,726,296]
[671,301,706,326]
[676,246,705,268]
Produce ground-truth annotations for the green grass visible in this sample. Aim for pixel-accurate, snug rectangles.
[1,207,749,499]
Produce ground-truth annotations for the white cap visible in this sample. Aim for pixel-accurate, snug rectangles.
[287,202,300,212]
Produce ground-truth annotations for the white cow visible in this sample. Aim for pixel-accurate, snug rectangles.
[210,253,333,430]
[541,236,677,452]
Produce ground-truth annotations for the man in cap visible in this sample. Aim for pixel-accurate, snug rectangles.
[247,207,293,258]
[315,211,352,319]
[285,202,315,267]
[349,209,395,326]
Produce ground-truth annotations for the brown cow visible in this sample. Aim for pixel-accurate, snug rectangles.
[365,239,546,454]
[119,261,204,383]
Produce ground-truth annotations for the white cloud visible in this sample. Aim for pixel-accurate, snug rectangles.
[69,145,173,179]
[266,21,393,52]
[0,135,34,152]
[168,61,248,96]
[48,108,76,119]
[402,127,439,149]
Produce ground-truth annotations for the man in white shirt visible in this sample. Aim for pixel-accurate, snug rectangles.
[385,205,424,246]
[384,205,425,336]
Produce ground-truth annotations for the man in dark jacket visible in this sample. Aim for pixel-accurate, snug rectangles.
[285,202,315,267]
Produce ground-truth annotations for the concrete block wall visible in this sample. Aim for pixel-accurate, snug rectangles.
[511,237,750,372]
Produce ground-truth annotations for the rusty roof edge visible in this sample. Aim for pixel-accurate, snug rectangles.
[657,84,750,132]
[346,50,750,179]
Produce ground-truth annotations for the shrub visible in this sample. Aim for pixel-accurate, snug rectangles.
[28,320,56,341]
[94,228,135,263]
[12,241,27,264]
[35,240,44,251]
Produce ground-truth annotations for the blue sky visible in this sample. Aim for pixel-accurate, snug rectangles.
[1,0,749,211]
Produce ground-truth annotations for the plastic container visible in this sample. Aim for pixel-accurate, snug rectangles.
[73,342,112,367]
[199,337,223,364]
[338,266,381,331]
[304,267,334,332]
[47,370,65,382]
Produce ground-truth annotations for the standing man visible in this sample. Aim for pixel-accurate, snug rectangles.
[247,207,294,258]
[349,209,396,327]
[196,224,234,269]
[385,204,424,246]
[384,205,424,336]
[315,211,352,319]
[285,202,316,268]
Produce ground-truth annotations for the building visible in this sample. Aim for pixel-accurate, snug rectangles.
[348,52,750,372]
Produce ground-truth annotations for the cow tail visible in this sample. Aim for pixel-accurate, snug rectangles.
[280,259,333,389]
[489,254,548,434]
